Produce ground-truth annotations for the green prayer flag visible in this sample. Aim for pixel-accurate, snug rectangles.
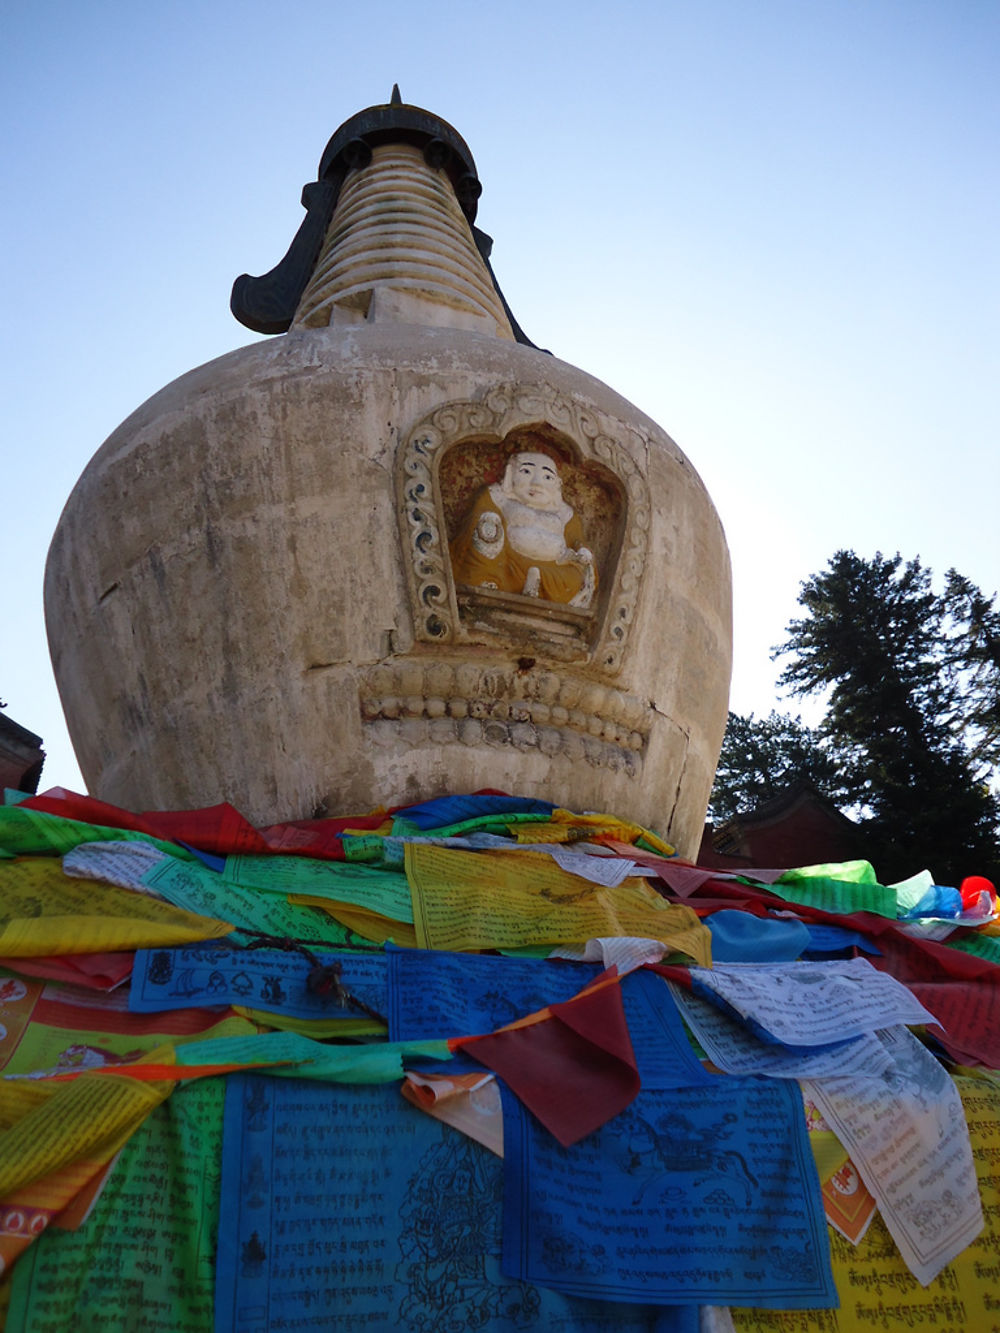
[7,1079,224,1333]
[175,1030,451,1082]
[0,805,193,860]
[224,853,414,922]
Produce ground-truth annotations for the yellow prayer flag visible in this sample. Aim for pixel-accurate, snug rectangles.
[0,1151,117,1276]
[404,844,709,962]
[0,1077,63,1132]
[233,1007,385,1039]
[0,858,233,955]
[288,894,418,948]
[518,810,675,856]
[731,1077,1000,1333]
[0,1071,171,1198]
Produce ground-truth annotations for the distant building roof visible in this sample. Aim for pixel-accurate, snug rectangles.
[0,710,45,794]
[699,780,870,870]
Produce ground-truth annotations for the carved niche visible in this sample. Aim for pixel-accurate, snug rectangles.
[396,385,651,673]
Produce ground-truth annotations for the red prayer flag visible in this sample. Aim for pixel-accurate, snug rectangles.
[455,976,639,1147]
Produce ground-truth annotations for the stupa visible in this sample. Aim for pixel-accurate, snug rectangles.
[44,90,732,856]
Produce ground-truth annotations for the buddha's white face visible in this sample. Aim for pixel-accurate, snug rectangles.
[506,452,563,510]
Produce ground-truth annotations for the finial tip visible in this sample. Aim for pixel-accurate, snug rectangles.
[390,83,402,105]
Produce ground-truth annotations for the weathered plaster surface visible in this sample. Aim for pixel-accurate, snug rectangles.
[46,323,731,854]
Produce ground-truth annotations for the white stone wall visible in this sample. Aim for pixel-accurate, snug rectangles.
[45,322,731,854]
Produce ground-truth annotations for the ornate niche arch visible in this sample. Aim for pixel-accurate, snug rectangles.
[396,384,651,673]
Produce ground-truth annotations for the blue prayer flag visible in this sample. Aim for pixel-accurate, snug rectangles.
[501,1079,837,1309]
[215,1075,700,1331]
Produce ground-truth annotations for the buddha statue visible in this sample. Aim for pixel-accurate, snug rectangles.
[450,450,596,608]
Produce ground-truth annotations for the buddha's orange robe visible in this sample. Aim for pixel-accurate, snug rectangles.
[450,487,592,605]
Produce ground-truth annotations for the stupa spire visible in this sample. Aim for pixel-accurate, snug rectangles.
[231,91,533,344]
[291,139,514,337]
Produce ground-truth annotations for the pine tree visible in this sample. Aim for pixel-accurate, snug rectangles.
[772,550,998,883]
[708,711,851,823]
[942,570,1000,771]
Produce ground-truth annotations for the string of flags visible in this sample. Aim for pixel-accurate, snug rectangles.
[0,783,998,1331]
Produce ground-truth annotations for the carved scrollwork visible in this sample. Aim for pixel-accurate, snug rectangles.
[396,385,652,673]
[400,431,454,640]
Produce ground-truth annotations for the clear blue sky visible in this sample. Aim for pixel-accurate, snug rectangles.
[3,0,997,797]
